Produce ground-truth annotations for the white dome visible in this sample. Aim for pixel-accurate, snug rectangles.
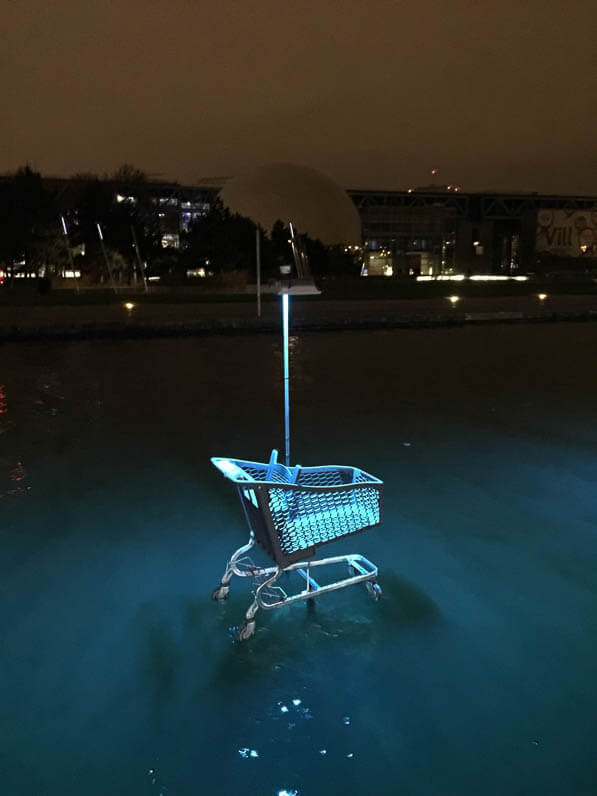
[219,163,361,246]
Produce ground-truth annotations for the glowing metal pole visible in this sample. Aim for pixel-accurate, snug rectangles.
[282,292,290,467]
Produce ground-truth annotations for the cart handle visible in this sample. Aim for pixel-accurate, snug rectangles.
[211,458,252,482]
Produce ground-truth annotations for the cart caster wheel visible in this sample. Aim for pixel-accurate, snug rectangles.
[366,582,382,601]
[212,585,230,601]
[238,620,256,641]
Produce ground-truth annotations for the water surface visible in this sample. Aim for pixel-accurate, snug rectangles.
[2,324,596,795]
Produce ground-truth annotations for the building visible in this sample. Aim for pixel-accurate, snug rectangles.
[350,188,597,277]
[2,173,596,278]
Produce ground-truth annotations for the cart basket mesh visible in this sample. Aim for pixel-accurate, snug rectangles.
[212,451,383,566]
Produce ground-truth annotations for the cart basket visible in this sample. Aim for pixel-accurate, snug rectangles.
[212,450,383,568]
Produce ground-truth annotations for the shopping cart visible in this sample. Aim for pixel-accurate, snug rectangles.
[211,449,383,640]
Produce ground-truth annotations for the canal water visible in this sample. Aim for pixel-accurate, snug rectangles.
[1,324,596,795]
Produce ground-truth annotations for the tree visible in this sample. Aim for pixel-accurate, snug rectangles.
[112,163,147,185]
[66,165,154,284]
[183,199,259,276]
[0,166,61,281]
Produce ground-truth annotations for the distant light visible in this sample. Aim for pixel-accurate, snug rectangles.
[419,274,529,283]
[148,275,160,281]
[407,187,413,193]
[60,216,68,235]
[115,193,125,203]
[384,265,393,277]
[96,223,103,240]
[124,302,135,310]
[537,293,547,301]
[448,295,460,304]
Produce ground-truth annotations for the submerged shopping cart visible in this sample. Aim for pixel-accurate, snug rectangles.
[211,449,383,639]
[210,231,384,640]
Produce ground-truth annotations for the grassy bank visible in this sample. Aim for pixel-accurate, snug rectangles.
[1,276,597,306]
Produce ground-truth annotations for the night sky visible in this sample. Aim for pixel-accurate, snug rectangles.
[4,0,596,193]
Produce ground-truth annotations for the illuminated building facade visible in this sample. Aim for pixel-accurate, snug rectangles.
[2,174,595,278]
[350,189,597,277]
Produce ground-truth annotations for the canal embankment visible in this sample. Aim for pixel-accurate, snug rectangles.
[1,294,596,341]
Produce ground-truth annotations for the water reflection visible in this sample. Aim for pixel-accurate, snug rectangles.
[33,369,64,417]
[0,382,29,499]
[0,383,14,436]
[5,460,28,497]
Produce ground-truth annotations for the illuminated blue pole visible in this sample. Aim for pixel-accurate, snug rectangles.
[282,292,290,467]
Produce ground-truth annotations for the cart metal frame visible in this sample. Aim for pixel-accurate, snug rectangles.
[211,450,383,640]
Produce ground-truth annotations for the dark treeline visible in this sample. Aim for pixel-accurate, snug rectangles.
[0,165,358,288]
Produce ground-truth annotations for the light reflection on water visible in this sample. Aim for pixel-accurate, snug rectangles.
[0,382,28,499]
[0,325,596,795]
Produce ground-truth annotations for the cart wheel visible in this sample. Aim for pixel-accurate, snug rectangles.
[237,620,256,641]
[212,585,230,601]
[366,582,382,601]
